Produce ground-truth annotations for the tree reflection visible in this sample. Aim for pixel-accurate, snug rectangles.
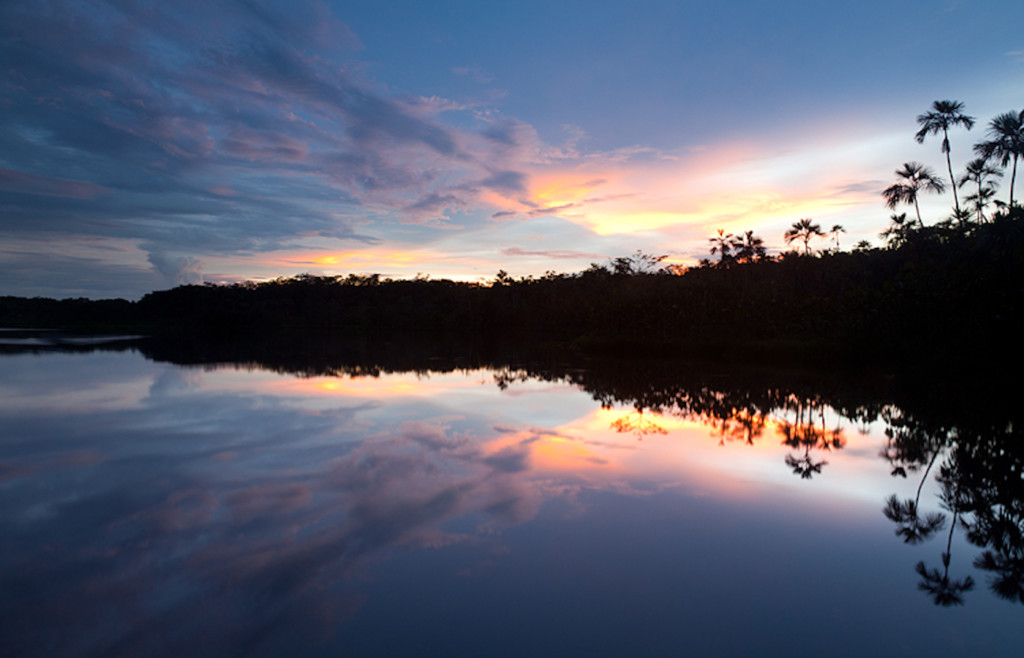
[882,494,946,544]
[881,435,947,545]
[505,356,1022,605]
[955,423,1024,604]
[610,410,668,440]
[710,407,766,446]
[878,403,1024,606]
[914,457,975,606]
[778,398,845,480]
[130,337,1024,605]
[973,552,1024,604]
[915,560,975,606]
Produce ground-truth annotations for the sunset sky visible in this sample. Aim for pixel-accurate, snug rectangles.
[2,0,1022,298]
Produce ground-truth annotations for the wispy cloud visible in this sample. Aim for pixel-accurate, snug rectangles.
[2,0,1013,296]
[500,247,604,260]
[0,0,533,287]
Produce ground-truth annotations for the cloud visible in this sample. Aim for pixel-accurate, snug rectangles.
[0,0,958,297]
[482,446,531,474]
[453,65,495,84]
[147,251,205,286]
[0,247,158,298]
[831,180,887,196]
[0,0,530,291]
[0,167,110,199]
[479,170,528,193]
[482,121,522,146]
[220,130,310,162]
[500,247,604,260]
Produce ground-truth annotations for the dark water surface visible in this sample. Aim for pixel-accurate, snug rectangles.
[1,345,1021,657]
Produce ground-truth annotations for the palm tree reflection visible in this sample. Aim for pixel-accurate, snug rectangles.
[778,398,845,480]
[915,560,975,606]
[913,458,975,606]
[973,551,1024,604]
[883,495,946,544]
[490,357,1022,605]
[709,407,766,446]
[881,416,1024,606]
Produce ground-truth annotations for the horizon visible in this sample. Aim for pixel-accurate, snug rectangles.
[2,0,1022,299]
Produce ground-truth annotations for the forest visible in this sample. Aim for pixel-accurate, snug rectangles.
[3,101,1022,369]
[1,205,1020,368]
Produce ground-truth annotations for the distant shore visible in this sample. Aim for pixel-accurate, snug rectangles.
[3,206,1022,370]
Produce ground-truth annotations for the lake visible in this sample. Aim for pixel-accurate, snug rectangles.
[1,341,1021,657]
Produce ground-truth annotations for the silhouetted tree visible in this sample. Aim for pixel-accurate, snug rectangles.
[974,109,1024,207]
[784,218,825,255]
[735,230,767,263]
[879,213,913,248]
[916,100,975,216]
[828,224,845,251]
[965,187,998,224]
[708,229,741,266]
[882,162,946,227]
[610,250,669,275]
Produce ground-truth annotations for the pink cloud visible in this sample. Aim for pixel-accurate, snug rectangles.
[220,129,310,162]
[0,167,109,199]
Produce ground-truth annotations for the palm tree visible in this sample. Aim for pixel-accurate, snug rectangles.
[708,229,741,265]
[784,218,825,255]
[735,230,766,263]
[974,109,1024,207]
[915,100,975,216]
[882,162,946,227]
[879,213,912,248]
[828,224,845,251]
[957,158,1002,224]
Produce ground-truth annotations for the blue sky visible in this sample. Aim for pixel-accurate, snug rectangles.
[1,0,1022,298]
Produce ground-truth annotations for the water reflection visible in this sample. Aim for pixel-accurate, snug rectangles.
[494,357,1024,610]
[1,341,1022,656]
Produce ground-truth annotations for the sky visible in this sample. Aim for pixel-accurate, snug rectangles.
[1,0,1022,299]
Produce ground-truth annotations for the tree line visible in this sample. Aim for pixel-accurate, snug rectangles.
[3,100,1022,367]
[704,100,1022,264]
[3,202,1022,369]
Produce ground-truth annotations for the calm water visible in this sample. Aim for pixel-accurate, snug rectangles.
[0,345,1021,657]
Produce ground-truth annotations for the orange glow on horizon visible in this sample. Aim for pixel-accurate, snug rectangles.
[532,434,616,471]
[262,247,498,280]
[479,134,885,245]
[196,128,893,286]
[193,367,894,506]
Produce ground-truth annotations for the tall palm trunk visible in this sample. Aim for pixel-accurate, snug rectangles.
[944,130,961,216]
[1010,155,1018,207]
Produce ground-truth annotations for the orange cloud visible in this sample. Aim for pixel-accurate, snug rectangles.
[259,247,498,280]
[487,131,888,247]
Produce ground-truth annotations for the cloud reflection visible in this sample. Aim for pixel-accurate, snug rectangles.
[0,351,941,656]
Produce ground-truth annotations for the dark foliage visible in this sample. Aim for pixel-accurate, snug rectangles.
[3,207,1023,369]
